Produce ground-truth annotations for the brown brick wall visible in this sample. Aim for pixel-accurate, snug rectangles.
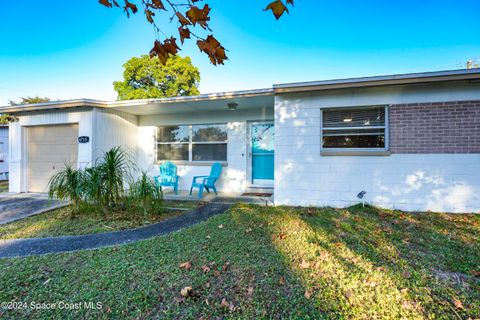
[389,100,480,153]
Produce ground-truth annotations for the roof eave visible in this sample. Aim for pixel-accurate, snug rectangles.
[273,68,480,93]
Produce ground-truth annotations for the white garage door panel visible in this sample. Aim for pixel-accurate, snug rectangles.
[27,124,79,193]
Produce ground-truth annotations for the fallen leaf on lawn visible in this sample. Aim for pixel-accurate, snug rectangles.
[220,298,229,308]
[299,259,310,269]
[179,261,192,270]
[278,233,287,239]
[278,276,285,285]
[205,282,210,288]
[206,235,211,239]
[402,271,412,279]
[304,290,312,299]
[402,300,413,310]
[319,251,330,260]
[205,298,209,306]
[214,269,221,277]
[470,270,480,277]
[452,297,464,309]
[180,286,194,297]
[247,286,254,296]
[218,224,223,229]
[245,228,252,233]
[202,265,211,273]
[376,266,386,272]
[222,262,230,272]
[400,288,409,294]
[344,289,352,299]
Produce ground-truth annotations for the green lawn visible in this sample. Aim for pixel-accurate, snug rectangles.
[0,200,202,239]
[0,204,478,319]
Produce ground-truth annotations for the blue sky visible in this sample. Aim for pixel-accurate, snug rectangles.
[0,0,479,105]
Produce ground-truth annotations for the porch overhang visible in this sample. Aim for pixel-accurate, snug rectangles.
[109,89,274,116]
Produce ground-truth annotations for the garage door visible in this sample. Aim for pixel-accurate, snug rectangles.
[27,124,79,193]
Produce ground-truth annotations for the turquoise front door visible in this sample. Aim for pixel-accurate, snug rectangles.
[251,122,274,186]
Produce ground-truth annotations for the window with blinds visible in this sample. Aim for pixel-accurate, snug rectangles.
[321,106,387,149]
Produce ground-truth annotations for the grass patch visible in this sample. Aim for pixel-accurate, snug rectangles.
[0,200,202,239]
[0,204,478,319]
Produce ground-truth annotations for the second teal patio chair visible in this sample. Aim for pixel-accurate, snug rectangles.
[189,162,222,199]
[154,161,180,194]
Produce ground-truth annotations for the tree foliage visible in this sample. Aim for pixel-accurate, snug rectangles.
[0,114,18,124]
[8,96,51,106]
[98,0,294,65]
[113,54,200,100]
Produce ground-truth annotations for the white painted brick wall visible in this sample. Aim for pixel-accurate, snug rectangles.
[274,91,480,213]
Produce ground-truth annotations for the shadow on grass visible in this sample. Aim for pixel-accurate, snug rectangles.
[291,204,480,319]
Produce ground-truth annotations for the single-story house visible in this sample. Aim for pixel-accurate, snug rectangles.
[0,69,479,213]
[0,124,8,180]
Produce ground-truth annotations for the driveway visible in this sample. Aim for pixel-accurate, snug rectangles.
[0,193,66,225]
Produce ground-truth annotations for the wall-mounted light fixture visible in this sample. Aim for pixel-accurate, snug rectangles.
[227,102,238,111]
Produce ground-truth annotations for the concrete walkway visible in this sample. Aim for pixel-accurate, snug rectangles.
[0,193,66,225]
[0,202,231,259]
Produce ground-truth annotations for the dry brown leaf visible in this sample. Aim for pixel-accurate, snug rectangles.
[178,27,191,44]
[214,269,221,277]
[145,9,155,23]
[471,270,480,277]
[176,12,191,25]
[179,261,192,270]
[299,259,310,269]
[220,298,229,308]
[186,4,211,29]
[247,286,254,296]
[278,276,285,285]
[264,0,289,20]
[452,297,464,309]
[222,262,230,272]
[402,271,412,279]
[204,298,209,306]
[201,265,211,273]
[344,289,352,299]
[304,290,312,299]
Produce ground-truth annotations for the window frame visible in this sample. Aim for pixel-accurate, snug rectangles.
[155,124,228,164]
[320,105,389,155]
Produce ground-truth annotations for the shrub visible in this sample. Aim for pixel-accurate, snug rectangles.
[48,164,84,212]
[96,146,133,209]
[129,171,163,216]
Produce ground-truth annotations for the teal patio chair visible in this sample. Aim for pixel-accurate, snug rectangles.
[154,161,180,194]
[189,162,222,198]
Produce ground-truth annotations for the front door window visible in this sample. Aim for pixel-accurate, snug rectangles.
[251,123,274,186]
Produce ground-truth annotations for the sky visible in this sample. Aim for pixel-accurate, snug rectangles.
[0,0,479,105]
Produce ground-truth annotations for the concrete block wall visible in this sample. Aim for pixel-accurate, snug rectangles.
[274,83,480,213]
